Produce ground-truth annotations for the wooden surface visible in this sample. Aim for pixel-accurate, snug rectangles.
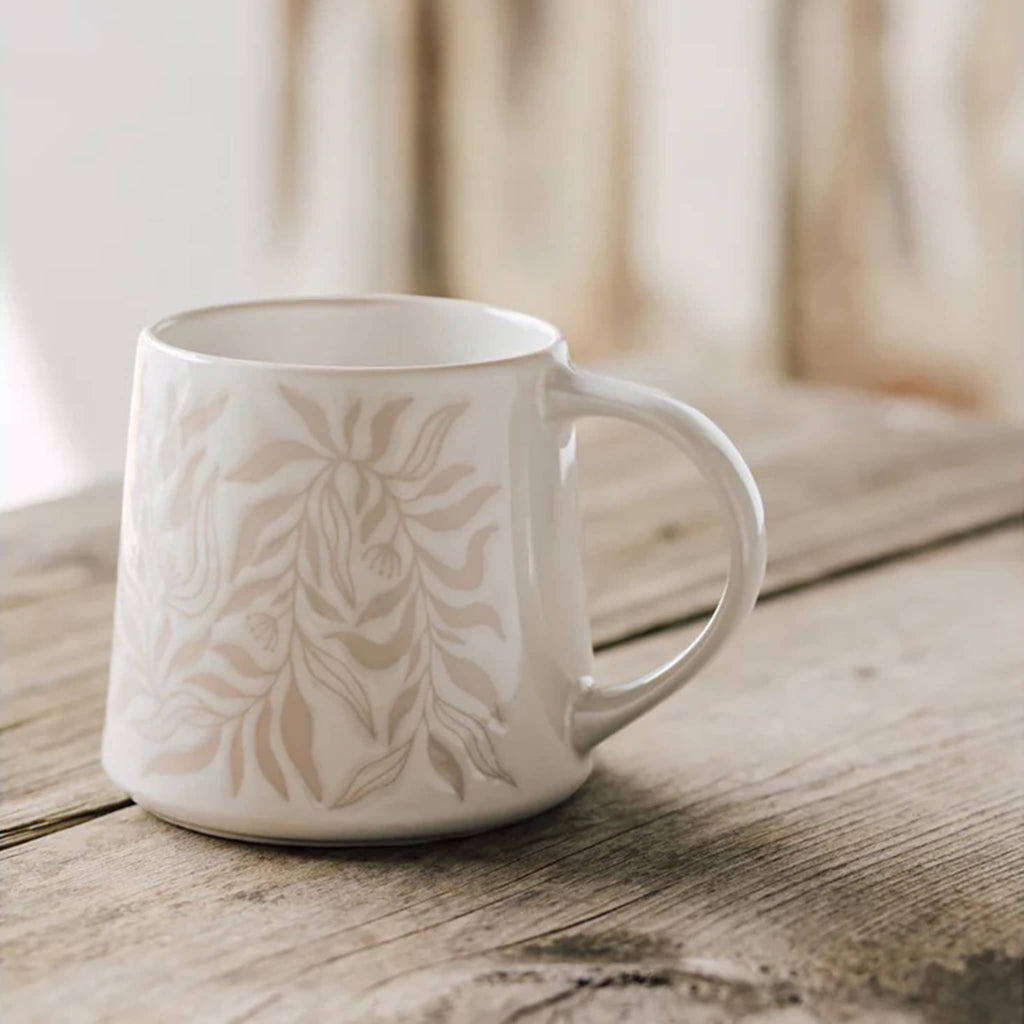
[2,360,1023,1022]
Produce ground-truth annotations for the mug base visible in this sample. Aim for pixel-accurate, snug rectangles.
[131,773,590,847]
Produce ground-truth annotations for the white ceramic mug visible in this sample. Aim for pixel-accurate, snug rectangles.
[102,296,765,844]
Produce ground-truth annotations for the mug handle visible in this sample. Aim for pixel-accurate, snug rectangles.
[545,364,767,752]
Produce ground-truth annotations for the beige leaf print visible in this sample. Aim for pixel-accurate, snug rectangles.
[333,596,416,671]
[427,731,464,800]
[303,644,375,736]
[220,576,282,617]
[414,525,498,590]
[409,485,499,531]
[342,399,361,449]
[179,394,228,444]
[249,529,293,570]
[123,386,513,806]
[185,673,249,700]
[279,384,337,452]
[166,447,206,529]
[228,441,325,483]
[255,699,288,798]
[215,642,267,678]
[145,729,221,777]
[229,725,245,796]
[368,397,413,460]
[281,675,322,801]
[359,493,387,543]
[333,741,412,807]
[437,647,501,719]
[387,679,421,743]
[428,593,505,639]
[396,403,467,479]
[412,464,474,500]
[300,578,338,621]
[356,572,413,626]
[232,492,303,579]
[434,698,514,785]
[167,629,213,675]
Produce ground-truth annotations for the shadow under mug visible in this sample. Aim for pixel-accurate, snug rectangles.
[102,295,766,844]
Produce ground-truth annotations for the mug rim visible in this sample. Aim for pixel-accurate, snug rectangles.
[142,294,566,374]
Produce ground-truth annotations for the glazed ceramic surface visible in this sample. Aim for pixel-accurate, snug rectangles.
[102,296,766,843]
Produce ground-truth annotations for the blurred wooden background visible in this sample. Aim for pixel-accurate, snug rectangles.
[277,0,1023,413]
[2,0,1021,509]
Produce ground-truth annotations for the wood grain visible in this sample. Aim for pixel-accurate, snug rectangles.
[3,530,1021,1023]
[2,372,1022,849]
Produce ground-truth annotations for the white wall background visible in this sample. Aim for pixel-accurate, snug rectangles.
[1,1,275,508]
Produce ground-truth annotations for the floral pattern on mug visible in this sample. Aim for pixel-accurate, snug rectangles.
[111,373,514,806]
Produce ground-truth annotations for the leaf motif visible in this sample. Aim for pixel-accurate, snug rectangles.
[369,397,413,461]
[220,575,281,617]
[166,447,205,529]
[279,385,336,452]
[333,741,412,807]
[167,629,211,674]
[342,400,361,450]
[229,723,244,796]
[186,673,248,700]
[413,464,474,501]
[153,619,173,662]
[133,694,216,742]
[428,594,504,639]
[332,595,416,670]
[354,468,369,514]
[410,485,498,532]
[227,441,325,483]
[416,525,497,590]
[356,572,412,625]
[301,579,338,621]
[112,668,145,713]
[304,644,375,735]
[435,698,514,785]
[302,518,322,584]
[438,647,500,718]
[157,424,179,480]
[322,485,355,607]
[232,492,302,579]
[281,675,322,801]
[251,529,293,570]
[181,707,223,729]
[255,699,288,798]
[406,636,424,677]
[397,403,468,479]
[215,643,266,678]
[180,394,228,444]
[359,493,387,543]
[145,729,220,777]
[434,626,462,646]
[427,731,464,799]
[387,679,422,742]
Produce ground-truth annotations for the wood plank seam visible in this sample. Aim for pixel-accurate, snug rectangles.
[595,510,1024,648]
[3,510,1020,851]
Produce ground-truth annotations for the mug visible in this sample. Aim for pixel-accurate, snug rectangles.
[102,296,765,844]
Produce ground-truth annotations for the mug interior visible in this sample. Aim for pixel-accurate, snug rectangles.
[146,296,562,370]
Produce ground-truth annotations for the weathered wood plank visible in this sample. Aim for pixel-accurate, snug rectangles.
[578,367,1024,643]
[2,374,1022,848]
[3,530,1021,1023]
